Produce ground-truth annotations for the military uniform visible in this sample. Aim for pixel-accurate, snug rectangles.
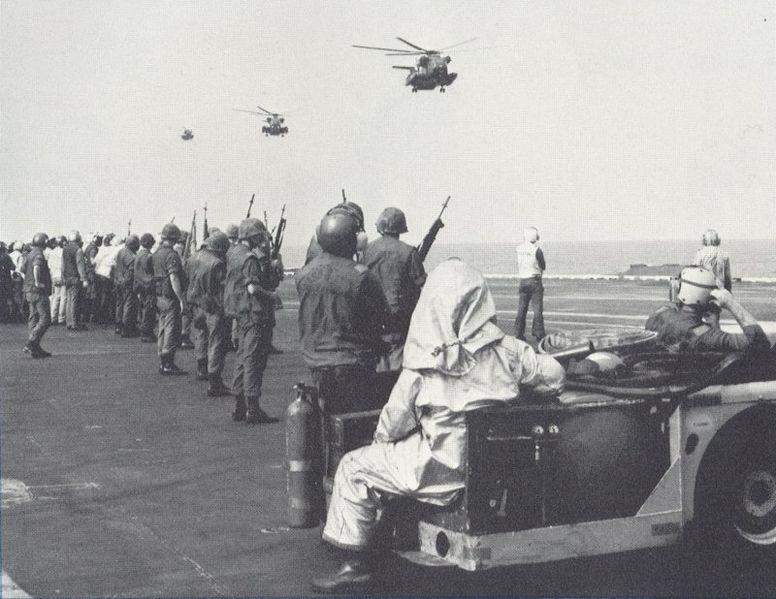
[224,242,275,418]
[296,252,389,415]
[134,247,156,340]
[115,246,138,335]
[152,245,184,367]
[23,246,52,348]
[62,241,87,329]
[187,248,228,390]
[645,303,770,354]
[362,235,426,390]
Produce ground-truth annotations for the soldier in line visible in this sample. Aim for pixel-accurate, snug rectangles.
[187,231,230,396]
[296,212,388,418]
[362,207,426,400]
[114,235,140,337]
[223,218,279,424]
[152,223,187,375]
[62,230,89,331]
[82,233,101,324]
[134,233,157,342]
[174,233,194,350]
[111,237,127,333]
[0,242,15,323]
[225,224,239,352]
[22,233,53,358]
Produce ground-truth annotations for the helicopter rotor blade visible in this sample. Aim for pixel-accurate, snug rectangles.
[396,37,429,52]
[438,37,479,52]
[352,44,417,53]
[255,105,274,115]
[391,66,415,70]
[386,52,426,56]
[233,109,264,115]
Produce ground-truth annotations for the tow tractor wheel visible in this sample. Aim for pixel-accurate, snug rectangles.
[732,455,776,547]
[696,433,776,556]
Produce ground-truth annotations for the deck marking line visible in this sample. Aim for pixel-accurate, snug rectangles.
[2,571,31,598]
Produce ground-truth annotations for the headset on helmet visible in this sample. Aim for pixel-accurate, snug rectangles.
[317,213,358,257]
[327,201,365,232]
[677,266,717,306]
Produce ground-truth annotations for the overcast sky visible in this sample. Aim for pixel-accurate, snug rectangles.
[1,0,774,247]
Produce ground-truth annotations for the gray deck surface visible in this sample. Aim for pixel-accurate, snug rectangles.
[2,278,775,597]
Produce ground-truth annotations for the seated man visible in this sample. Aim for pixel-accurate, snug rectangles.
[645,266,770,356]
[311,259,566,593]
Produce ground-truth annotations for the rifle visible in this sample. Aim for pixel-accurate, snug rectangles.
[202,203,209,240]
[246,193,255,218]
[183,210,196,260]
[341,189,347,203]
[271,204,286,260]
[417,195,451,262]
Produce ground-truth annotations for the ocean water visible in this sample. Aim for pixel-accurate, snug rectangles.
[283,238,776,277]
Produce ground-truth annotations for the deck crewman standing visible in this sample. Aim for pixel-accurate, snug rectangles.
[152,223,187,375]
[224,218,279,423]
[187,230,230,396]
[22,233,53,358]
[362,207,426,399]
[514,226,546,342]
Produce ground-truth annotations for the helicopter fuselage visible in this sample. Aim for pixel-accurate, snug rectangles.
[406,53,457,92]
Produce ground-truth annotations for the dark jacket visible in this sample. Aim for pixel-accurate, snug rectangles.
[114,247,136,286]
[645,303,770,354]
[186,249,226,313]
[362,235,426,336]
[23,247,52,296]
[62,242,86,284]
[152,245,183,299]
[224,244,274,322]
[296,252,389,369]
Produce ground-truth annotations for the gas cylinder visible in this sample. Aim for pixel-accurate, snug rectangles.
[286,383,322,528]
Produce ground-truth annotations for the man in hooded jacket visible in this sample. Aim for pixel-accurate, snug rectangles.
[311,259,566,593]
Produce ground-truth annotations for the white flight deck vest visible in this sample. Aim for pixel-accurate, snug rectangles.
[516,241,543,278]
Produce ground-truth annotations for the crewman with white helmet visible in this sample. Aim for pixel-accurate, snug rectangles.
[514,226,546,341]
[645,266,770,354]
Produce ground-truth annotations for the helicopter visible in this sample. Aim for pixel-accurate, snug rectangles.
[353,37,476,92]
[233,105,289,137]
[181,129,194,140]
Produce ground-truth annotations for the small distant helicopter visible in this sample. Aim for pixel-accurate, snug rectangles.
[353,37,476,92]
[233,105,289,137]
[181,129,194,140]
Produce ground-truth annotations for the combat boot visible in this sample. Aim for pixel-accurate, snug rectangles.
[33,342,52,358]
[207,373,229,397]
[161,358,187,376]
[311,560,373,594]
[245,397,279,424]
[195,358,208,381]
[232,394,247,421]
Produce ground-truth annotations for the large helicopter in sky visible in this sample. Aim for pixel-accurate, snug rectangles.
[233,105,289,137]
[353,37,476,92]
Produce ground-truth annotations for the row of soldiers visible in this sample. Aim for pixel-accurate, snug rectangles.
[13,199,432,427]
